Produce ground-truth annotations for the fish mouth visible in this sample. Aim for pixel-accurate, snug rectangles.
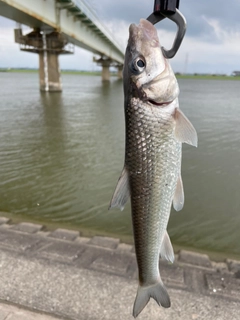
[129,19,159,47]
[147,99,173,107]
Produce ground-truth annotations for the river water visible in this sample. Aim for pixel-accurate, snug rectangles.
[0,72,240,259]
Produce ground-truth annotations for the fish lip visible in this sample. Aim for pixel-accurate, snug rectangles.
[147,99,173,107]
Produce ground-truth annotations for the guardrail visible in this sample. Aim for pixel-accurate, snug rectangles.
[72,0,125,54]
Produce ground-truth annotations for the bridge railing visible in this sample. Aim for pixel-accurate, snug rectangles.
[73,0,124,55]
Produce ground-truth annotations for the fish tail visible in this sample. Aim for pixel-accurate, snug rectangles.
[133,280,171,318]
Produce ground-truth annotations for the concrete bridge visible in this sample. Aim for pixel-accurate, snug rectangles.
[0,0,125,91]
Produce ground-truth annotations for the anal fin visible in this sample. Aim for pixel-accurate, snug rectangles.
[160,231,174,263]
[109,166,130,211]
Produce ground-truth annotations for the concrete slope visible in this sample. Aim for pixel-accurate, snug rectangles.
[0,216,239,320]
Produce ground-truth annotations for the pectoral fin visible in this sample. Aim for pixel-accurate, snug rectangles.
[109,166,130,211]
[174,108,198,147]
[173,175,184,211]
[160,231,174,263]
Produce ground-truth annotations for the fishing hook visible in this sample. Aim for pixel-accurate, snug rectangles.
[146,0,186,58]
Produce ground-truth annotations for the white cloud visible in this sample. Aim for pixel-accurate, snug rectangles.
[100,16,240,74]
[0,21,38,68]
[178,16,240,74]
[203,15,240,51]
[0,17,96,70]
[102,19,129,50]
[59,47,97,71]
[0,6,240,75]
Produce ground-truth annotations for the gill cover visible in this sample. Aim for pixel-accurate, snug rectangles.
[126,19,179,104]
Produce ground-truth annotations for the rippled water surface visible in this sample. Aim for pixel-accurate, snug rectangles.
[0,72,240,257]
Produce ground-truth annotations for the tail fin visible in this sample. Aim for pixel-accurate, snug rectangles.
[133,281,171,318]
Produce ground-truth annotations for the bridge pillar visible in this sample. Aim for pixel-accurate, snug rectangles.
[39,51,62,92]
[101,59,111,82]
[15,28,73,92]
[117,65,123,79]
[93,57,113,82]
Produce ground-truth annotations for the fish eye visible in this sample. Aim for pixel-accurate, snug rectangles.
[137,60,145,68]
[131,57,146,74]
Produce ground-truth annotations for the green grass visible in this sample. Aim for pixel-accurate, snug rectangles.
[3,68,38,73]
[1,69,113,76]
[176,74,240,80]
[2,69,240,80]
[6,69,101,75]
[61,70,101,76]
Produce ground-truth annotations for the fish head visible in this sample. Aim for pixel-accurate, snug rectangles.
[123,19,179,105]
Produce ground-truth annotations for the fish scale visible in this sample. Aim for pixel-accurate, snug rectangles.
[126,101,181,285]
[109,19,197,318]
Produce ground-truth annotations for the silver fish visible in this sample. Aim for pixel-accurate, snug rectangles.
[109,19,197,317]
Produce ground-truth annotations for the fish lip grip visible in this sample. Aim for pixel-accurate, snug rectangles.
[146,0,187,58]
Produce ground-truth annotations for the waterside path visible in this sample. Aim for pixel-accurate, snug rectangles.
[0,214,239,320]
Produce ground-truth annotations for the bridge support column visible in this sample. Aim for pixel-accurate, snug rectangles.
[101,59,111,82]
[39,51,61,92]
[117,65,123,79]
[93,57,113,82]
[15,28,73,92]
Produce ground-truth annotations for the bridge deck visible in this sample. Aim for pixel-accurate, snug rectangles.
[0,0,125,64]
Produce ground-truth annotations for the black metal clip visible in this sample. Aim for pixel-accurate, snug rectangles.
[147,0,186,59]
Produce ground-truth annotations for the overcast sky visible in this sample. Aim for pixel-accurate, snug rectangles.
[0,0,240,74]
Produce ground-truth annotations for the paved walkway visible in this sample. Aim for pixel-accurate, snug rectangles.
[0,302,60,320]
[0,215,239,320]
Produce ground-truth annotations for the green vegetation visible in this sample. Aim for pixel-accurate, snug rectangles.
[0,68,38,73]
[0,69,113,76]
[3,69,101,75]
[1,68,240,80]
[176,74,240,81]
[61,70,101,76]
[7,68,38,73]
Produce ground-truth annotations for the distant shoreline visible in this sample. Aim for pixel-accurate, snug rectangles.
[0,69,102,76]
[176,74,240,81]
[1,68,240,80]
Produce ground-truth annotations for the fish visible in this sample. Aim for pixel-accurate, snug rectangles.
[109,19,197,317]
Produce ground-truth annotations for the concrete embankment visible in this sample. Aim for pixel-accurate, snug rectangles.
[0,215,239,320]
